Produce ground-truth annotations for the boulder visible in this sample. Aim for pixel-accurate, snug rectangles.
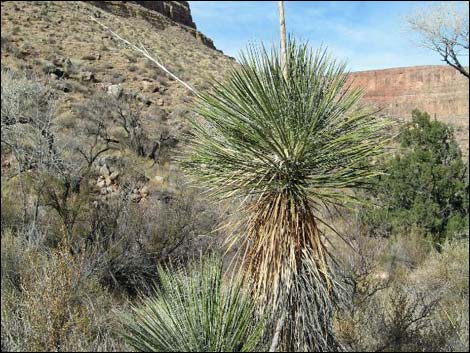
[107,84,123,99]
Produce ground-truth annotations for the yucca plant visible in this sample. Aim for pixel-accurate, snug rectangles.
[119,256,266,352]
[184,39,392,351]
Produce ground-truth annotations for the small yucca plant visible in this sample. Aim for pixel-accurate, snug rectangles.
[119,256,266,352]
[184,39,391,351]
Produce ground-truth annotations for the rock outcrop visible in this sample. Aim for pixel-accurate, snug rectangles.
[131,1,196,29]
[88,1,219,51]
[348,66,469,156]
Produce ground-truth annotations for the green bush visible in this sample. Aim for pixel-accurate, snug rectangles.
[362,109,469,243]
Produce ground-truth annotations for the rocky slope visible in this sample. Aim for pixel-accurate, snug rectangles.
[1,0,239,199]
[88,1,218,50]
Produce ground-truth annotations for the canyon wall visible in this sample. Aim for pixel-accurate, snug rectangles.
[349,66,469,156]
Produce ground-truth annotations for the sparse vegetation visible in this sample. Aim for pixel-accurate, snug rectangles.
[0,1,468,352]
[1,65,220,350]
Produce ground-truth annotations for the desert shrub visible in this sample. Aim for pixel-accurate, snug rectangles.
[1,231,30,292]
[19,244,111,351]
[82,181,219,296]
[362,109,469,244]
[373,286,448,352]
[336,232,469,352]
[1,237,126,352]
[0,178,25,232]
[0,68,74,235]
[410,240,469,351]
[1,35,14,52]
[76,93,166,159]
[119,256,267,352]
[1,231,30,351]
[384,231,435,270]
[1,68,217,299]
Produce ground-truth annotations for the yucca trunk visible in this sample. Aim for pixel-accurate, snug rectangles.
[241,193,336,351]
[244,194,329,305]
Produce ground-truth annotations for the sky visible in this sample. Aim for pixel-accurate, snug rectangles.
[188,1,468,72]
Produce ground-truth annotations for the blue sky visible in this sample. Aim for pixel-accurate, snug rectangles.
[189,1,468,72]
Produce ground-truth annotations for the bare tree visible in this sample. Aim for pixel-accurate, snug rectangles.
[405,1,469,78]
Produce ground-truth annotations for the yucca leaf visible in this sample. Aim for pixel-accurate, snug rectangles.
[119,256,266,352]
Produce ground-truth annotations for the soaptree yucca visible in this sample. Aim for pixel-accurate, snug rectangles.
[184,39,391,351]
[120,256,266,352]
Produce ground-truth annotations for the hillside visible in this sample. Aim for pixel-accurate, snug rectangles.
[1,0,237,187]
[0,0,233,142]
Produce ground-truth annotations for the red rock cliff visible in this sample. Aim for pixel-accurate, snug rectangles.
[348,66,469,155]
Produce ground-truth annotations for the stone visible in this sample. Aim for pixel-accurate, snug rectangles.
[81,53,99,61]
[152,175,164,187]
[136,93,152,106]
[110,171,120,181]
[53,67,65,78]
[55,81,71,92]
[131,193,142,202]
[63,58,73,70]
[140,185,149,196]
[122,92,136,100]
[99,165,110,176]
[107,84,123,99]
[141,80,159,93]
